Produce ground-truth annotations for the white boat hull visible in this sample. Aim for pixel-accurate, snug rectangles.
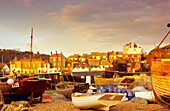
[71,93,125,110]
[135,91,155,101]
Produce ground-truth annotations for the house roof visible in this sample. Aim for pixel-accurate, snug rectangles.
[50,53,62,57]
[11,57,49,64]
[91,52,108,57]
[100,60,112,65]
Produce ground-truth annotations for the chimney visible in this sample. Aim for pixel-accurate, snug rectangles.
[50,51,53,56]
[37,51,40,58]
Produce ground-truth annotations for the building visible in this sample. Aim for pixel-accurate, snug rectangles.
[49,51,66,72]
[66,54,80,71]
[123,42,143,54]
[10,56,50,75]
[0,63,10,76]
[123,42,144,72]
[88,52,108,67]
[123,54,141,63]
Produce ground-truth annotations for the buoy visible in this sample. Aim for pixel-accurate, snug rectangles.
[7,78,14,85]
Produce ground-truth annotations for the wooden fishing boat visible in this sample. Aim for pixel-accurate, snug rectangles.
[55,82,74,99]
[71,92,125,110]
[0,77,37,103]
[94,75,135,85]
[33,79,48,99]
[150,24,170,108]
[151,59,170,108]
[0,76,49,103]
[94,75,124,85]
[55,82,89,99]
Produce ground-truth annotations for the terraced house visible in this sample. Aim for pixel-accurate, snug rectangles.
[49,51,66,72]
[10,56,50,75]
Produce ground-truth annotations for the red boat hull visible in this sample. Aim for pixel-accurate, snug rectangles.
[0,79,47,103]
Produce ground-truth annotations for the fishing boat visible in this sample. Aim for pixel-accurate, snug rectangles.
[150,23,170,108]
[151,59,170,107]
[55,82,74,99]
[94,75,124,85]
[32,79,48,100]
[0,28,49,103]
[71,92,126,110]
[132,86,155,101]
[94,75,135,85]
[135,91,155,101]
[55,82,89,99]
[0,77,37,103]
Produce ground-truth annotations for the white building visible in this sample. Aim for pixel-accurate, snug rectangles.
[123,42,143,54]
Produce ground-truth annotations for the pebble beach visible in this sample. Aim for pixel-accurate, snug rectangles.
[29,91,169,111]
[30,100,169,111]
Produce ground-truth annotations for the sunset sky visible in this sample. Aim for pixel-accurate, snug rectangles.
[0,0,170,57]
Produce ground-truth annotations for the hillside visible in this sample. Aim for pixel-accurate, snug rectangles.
[147,44,170,61]
[0,49,50,63]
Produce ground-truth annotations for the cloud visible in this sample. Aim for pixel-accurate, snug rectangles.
[48,3,100,24]
[47,0,170,53]
[16,0,34,7]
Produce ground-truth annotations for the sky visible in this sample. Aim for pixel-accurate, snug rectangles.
[0,0,170,57]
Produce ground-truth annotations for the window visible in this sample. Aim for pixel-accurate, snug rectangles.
[81,76,84,79]
[53,63,56,66]
[12,64,15,68]
[96,56,100,59]
[33,64,35,68]
[58,57,61,61]
[82,58,85,61]
[53,58,56,61]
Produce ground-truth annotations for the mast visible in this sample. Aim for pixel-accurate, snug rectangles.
[30,28,33,75]
[152,23,170,58]
[2,55,4,76]
[30,28,33,59]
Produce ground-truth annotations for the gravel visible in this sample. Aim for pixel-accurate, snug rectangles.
[30,99,169,111]
[29,90,169,111]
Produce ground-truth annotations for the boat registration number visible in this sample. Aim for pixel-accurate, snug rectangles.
[12,82,20,88]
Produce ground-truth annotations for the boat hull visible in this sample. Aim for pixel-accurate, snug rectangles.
[33,80,47,98]
[71,93,125,110]
[94,75,124,85]
[0,80,37,103]
[151,59,170,108]
[135,91,155,101]
[0,79,47,103]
